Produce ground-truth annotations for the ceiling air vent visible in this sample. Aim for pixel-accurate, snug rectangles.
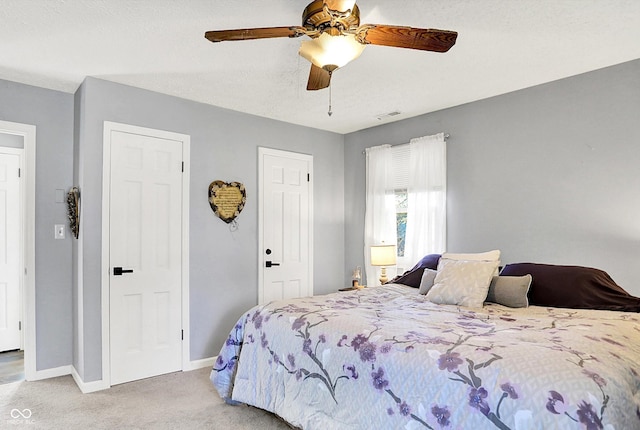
[376,111,402,121]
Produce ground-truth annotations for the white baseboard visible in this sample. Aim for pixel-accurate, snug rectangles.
[184,356,216,371]
[70,366,110,393]
[63,358,215,393]
[29,364,71,381]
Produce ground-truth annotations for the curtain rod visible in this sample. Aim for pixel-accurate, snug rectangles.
[362,133,449,154]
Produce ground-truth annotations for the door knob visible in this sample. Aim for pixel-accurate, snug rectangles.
[265,261,280,268]
[113,267,134,276]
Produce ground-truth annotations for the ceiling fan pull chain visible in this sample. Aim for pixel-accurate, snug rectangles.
[328,81,333,116]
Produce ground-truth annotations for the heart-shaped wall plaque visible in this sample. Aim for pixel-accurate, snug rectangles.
[208,180,246,224]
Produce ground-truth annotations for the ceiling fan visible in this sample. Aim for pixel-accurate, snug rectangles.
[204,0,457,91]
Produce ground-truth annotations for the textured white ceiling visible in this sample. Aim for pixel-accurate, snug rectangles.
[1,0,639,134]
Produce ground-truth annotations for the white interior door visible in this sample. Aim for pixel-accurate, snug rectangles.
[259,148,313,304]
[108,129,183,385]
[0,151,21,352]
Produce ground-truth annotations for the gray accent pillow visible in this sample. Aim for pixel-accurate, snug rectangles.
[485,275,532,308]
[418,269,437,295]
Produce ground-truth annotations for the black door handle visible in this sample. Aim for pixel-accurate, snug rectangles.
[113,267,134,276]
[265,261,280,268]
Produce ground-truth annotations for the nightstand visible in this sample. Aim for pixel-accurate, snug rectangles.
[338,286,366,292]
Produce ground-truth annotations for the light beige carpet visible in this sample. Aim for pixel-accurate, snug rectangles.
[0,367,293,429]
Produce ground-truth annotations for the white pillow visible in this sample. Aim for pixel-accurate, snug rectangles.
[442,250,500,262]
[418,269,437,295]
[425,258,499,308]
[442,250,501,275]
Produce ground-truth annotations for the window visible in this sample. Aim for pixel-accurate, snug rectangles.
[395,190,407,258]
[364,133,446,284]
[390,144,410,270]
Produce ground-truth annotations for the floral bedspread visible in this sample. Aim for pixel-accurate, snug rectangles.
[211,284,640,429]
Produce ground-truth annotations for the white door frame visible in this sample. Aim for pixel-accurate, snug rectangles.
[101,121,190,388]
[258,147,314,304]
[0,120,36,381]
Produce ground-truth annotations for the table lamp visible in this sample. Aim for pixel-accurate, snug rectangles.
[370,244,397,285]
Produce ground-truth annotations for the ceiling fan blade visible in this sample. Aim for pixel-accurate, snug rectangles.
[205,26,307,43]
[307,64,331,91]
[357,25,457,52]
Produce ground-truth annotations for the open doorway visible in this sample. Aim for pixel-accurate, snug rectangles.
[0,134,24,384]
[0,120,36,383]
[0,350,23,384]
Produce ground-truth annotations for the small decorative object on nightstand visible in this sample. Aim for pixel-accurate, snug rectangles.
[370,244,397,285]
[351,266,362,288]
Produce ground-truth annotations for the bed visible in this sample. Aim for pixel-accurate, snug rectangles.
[211,257,640,429]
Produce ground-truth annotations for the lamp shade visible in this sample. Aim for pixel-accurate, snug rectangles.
[370,245,397,266]
[299,32,365,70]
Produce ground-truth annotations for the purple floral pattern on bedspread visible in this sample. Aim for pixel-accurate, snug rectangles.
[211,284,640,429]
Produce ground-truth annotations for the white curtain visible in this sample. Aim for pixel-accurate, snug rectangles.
[364,145,396,286]
[404,133,447,265]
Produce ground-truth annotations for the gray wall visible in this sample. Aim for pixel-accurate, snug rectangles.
[75,77,345,381]
[0,79,74,370]
[344,58,640,295]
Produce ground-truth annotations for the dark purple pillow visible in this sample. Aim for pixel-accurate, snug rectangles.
[389,254,441,288]
[500,263,640,312]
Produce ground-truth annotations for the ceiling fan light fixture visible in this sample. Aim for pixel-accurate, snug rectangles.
[205,1,457,93]
[299,32,365,71]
